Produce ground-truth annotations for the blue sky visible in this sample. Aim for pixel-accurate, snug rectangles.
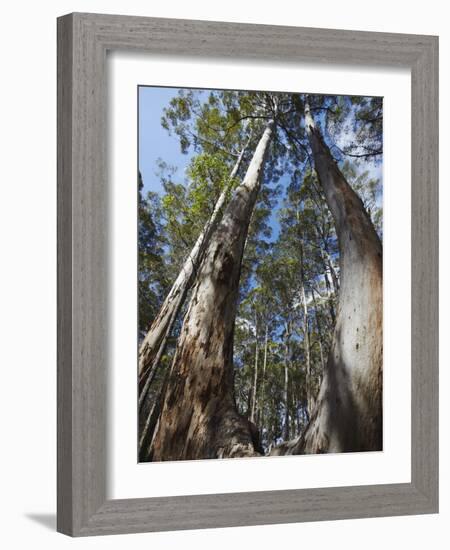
[138,86,381,245]
[139,86,193,196]
[138,86,285,243]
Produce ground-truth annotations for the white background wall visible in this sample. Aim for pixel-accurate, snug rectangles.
[0,1,447,548]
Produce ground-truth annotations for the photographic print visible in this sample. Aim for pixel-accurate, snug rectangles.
[138,87,383,462]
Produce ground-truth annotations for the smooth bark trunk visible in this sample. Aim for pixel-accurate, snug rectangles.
[311,288,326,373]
[298,234,313,417]
[283,322,291,441]
[258,325,269,428]
[300,282,313,417]
[313,224,337,322]
[319,242,337,322]
[146,121,275,461]
[250,313,259,424]
[273,102,382,455]
[324,248,339,294]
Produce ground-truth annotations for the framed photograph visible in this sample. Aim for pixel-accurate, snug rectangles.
[57,13,438,536]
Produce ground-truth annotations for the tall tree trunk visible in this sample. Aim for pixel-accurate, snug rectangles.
[312,223,337,322]
[146,121,275,461]
[317,236,337,323]
[258,325,269,428]
[300,281,313,417]
[139,304,177,410]
[296,403,302,434]
[298,233,313,417]
[138,142,248,391]
[250,312,259,424]
[283,322,291,441]
[311,287,326,373]
[273,102,382,455]
[324,247,339,294]
[300,101,382,453]
[322,258,337,324]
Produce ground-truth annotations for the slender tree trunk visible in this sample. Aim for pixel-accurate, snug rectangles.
[324,247,339,294]
[313,224,337,323]
[272,102,382,455]
[138,142,248,390]
[139,305,177,410]
[318,240,337,323]
[311,288,326,373]
[300,282,313,416]
[283,359,289,441]
[147,121,275,461]
[290,399,296,437]
[138,370,170,460]
[283,322,291,441]
[298,234,313,417]
[250,313,259,424]
[296,404,302,434]
[258,325,269,428]
[322,262,337,324]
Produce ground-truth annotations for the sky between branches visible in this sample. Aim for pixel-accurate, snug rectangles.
[138,85,382,244]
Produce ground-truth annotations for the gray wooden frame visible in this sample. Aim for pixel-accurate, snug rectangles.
[57,12,439,537]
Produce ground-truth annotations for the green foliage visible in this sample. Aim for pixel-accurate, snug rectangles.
[157,151,241,272]
[139,87,383,451]
[341,160,383,237]
[138,172,169,339]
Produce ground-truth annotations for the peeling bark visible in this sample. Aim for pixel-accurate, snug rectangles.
[145,121,275,461]
[138,143,248,392]
[273,102,382,455]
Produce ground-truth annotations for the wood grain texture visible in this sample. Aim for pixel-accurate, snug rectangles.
[57,12,439,536]
[57,13,74,535]
[410,36,439,506]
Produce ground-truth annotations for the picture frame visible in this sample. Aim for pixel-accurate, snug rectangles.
[57,12,438,536]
